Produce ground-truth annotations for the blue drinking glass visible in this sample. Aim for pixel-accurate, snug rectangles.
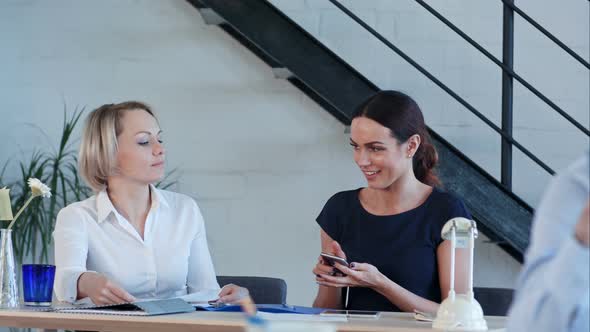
[22,264,55,306]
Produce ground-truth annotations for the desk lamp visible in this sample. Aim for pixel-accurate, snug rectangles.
[432,217,487,331]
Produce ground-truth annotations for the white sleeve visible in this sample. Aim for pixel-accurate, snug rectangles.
[507,153,590,332]
[186,201,220,293]
[52,206,89,302]
[507,237,589,332]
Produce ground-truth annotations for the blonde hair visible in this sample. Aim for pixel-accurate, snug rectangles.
[78,101,156,192]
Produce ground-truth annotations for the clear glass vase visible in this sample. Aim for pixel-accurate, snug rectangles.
[0,229,19,308]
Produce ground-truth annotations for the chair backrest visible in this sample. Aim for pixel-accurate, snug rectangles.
[216,276,287,305]
[473,287,514,316]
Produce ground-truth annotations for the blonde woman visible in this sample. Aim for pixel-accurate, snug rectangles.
[53,102,247,305]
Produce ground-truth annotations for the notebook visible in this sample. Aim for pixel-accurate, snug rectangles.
[54,298,195,316]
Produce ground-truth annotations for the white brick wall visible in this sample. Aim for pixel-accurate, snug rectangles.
[0,0,361,307]
[0,0,586,314]
[271,0,590,206]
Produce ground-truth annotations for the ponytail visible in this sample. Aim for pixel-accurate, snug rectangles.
[413,132,440,186]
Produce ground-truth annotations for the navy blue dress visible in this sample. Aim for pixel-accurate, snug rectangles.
[316,187,471,312]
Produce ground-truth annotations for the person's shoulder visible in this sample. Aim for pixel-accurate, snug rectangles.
[156,188,197,206]
[317,189,361,239]
[323,188,360,207]
[56,195,98,225]
[557,152,589,188]
[428,187,470,218]
[430,187,464,206]
[59,195,97,214]
[330,188,361,199]
[155,189,207,233]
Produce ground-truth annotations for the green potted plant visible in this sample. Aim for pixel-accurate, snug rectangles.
[0,108,91,264]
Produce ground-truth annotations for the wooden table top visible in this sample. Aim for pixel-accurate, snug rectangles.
[0,308,506,332]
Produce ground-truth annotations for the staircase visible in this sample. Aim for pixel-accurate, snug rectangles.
[187,0,589,262]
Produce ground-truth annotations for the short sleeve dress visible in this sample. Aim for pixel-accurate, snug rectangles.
[316,187,471,312]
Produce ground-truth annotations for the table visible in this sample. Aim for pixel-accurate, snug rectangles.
[0,309,506,332]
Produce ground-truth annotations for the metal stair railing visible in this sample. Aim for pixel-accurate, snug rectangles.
[500,0,589,69]
[327,0,589,191]
[187,0,539,259]
[414,0,590,138]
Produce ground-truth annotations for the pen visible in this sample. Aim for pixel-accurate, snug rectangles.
[240,296,257,316]
[240,296,266,326]
[345,286,349,309]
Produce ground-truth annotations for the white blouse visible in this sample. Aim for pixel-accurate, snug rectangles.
[53,185,220,303]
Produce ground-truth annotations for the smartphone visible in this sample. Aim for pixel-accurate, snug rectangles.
[320,252,350,276]
[320,309,381,318]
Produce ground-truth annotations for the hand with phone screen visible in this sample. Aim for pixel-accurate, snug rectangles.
[313,241,349,279]
[315,241,387,291]
[320,253,350,277]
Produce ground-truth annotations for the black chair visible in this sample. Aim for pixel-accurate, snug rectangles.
[473,287,514,316]
[217,276,287,305]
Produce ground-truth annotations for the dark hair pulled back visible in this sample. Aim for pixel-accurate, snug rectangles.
[352,90,440,186]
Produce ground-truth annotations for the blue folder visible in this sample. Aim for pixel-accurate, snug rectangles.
[194,304,324,315]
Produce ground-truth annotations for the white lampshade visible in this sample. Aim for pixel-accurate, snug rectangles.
[433,294,487,331]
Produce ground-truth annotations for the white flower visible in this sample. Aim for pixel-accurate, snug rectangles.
[28,178,51,198]
[6,178,52,230]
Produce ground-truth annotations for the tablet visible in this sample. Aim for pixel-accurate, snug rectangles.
[320,309,381,318]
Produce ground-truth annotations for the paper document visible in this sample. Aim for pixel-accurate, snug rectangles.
[178,289,220,304]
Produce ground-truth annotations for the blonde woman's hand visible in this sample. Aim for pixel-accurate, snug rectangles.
[77,272,136,305]
[217,284,250,304]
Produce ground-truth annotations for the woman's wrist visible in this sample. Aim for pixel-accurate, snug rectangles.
[371,271,392,293]
[77,271,96,298]
[76,273,87,299]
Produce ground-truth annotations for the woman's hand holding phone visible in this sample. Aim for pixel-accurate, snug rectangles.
[314,241,349,282]
[314,241,387,290]
[320,253,350,276]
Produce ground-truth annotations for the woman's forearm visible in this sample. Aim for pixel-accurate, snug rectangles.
[374,277,439,313]
[76,272,92,300]
[313,286,343,309]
